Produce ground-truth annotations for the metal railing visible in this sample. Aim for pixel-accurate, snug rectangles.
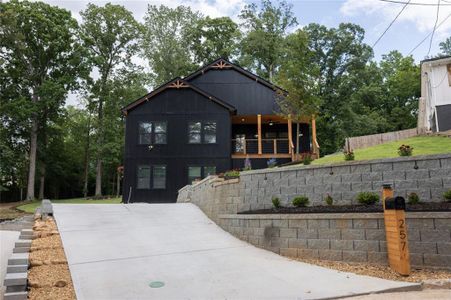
[231,138,290,155]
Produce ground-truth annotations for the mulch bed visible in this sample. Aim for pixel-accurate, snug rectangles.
[239,202,451,214]
[28,217,76,300]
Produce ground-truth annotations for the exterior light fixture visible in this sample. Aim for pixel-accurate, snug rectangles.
[269,120,274,126]
[241,118,245,122]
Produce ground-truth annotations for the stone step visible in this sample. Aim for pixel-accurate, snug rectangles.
[3,291,28,300]
[18,234,33,240]
[4,272,27,286]
[21,229,32,234]
[13,247,30,253]
[7,265,28,273]
[6,284,26,293]
[15,240,31,248]
[8,253,28,266]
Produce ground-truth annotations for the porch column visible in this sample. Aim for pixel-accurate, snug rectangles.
[257,114,262,154]
[287,115,293,154]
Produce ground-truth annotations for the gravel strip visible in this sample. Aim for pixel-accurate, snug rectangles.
[295,258,451,283]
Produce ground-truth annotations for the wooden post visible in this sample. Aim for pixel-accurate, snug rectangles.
[273,139,277,154]
[311,115,319,158]
[243,137,247,154]
[287,115,292,154]
[257,114,262,155]
[382,184,410,276]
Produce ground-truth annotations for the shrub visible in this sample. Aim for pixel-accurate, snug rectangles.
[267,158,277,168]
[343,150,355,161]
[292,196,309,207]
[325,194,333,206]
[407,192,420,205]
[444,190,451,202]
[243,156,252,171]
[356,192,379,205]
[398,144,413,156]
[272,197,281,208]
[303,154,312,165]
[224,170,240,178]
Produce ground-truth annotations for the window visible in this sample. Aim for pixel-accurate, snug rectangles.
[137,165,151,189]
[188,166,216,184]
[137,165,166,189]
[139,123,152,144]
[204,166,216,176]
[188,121,216,144]
[188,122,202,144]
[188,166,202,184]
[138,121,167,144]
[153,165,166,189]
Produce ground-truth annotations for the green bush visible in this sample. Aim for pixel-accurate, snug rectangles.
[292,196,309,207]
[302,154,312,165]
[343,150,355,161]
[444,190,451,202]
[325,194,333,206]
[272,197,281,208]
[407,192,420,205]
[224,170,240,178]
[398,144,413,156]
[356,192,379,205]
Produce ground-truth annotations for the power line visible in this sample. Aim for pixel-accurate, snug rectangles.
[372,0,411,47]
[378,0,451,6]
[427,0,441,57]
[408,11,451,55]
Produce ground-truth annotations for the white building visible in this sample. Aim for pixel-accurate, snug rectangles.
[418,56,451,132]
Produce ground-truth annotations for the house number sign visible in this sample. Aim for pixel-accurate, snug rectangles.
[382,184,411,276]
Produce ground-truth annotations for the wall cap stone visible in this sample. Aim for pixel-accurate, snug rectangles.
[219,211,451,220]
[240,153,451,176]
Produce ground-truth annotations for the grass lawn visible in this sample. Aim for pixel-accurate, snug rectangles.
[16,197,122,213]
[312,136,451,166]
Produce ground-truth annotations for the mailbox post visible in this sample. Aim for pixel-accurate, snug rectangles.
[382,184,410,276]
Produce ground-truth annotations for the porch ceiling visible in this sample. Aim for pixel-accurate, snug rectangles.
[231,115,310,124]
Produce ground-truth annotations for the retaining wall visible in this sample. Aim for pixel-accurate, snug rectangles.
[178,154,451,269]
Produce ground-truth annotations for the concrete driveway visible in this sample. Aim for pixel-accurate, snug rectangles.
[54,203,418,300]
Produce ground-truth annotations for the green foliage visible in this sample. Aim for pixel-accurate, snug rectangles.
[141,5,200,86]
[356,192,379,205]
[444,190,451,202]
[292,196,309,207]
[224,170,240,178]
[344,150,355,161]
[239,0,297,80]
[325,194,333,206]
[272,197,281,208]
[439,37,451,55]
[398,144,413,156]
[302,155,313,165]
[407,192,420,205]
[189,17,241,65]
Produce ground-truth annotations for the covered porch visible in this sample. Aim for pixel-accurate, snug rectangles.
[231,114,319,162]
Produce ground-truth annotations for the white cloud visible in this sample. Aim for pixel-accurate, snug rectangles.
[341,0,451,39]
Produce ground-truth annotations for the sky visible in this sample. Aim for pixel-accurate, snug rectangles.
[38,0,451,106]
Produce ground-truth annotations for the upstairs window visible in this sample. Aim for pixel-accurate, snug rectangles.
[139,121,167,145]
[188,121,216,144]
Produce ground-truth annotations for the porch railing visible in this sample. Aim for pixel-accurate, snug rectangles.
[232,138,290,155]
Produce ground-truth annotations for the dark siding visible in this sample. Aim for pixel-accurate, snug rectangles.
[188,69,279,115]
[437,104,451,131]
[123,88,231,203]
[232,158,291,170]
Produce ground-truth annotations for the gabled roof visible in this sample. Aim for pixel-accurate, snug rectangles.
[121,77,237,115]
[184,58,288,94]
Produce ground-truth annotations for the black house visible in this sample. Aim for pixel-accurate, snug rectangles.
[121,58,319,203]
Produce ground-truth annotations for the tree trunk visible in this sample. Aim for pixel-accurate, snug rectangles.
[38,163,46,200]
[26,116,38,201]
[95,159,102,196]
[83,116,91,198]
[296,122,300,154]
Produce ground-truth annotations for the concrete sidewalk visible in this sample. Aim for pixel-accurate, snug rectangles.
[54,203,418,300]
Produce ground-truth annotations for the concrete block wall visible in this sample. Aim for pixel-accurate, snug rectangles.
[217,212,451,269]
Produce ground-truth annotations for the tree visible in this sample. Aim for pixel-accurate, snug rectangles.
[80,3,141,197]
[239,0,297,81]
[303,23,374,154]
[439,37,451,56]
[142,5,201,86]
[0,0,83,200]
[188,17,241,65]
